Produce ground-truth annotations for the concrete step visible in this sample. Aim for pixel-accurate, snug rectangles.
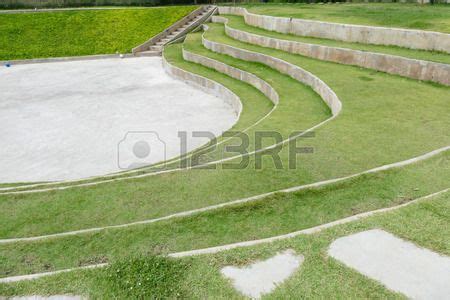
[148,45,162,51]
[136,50,161,57]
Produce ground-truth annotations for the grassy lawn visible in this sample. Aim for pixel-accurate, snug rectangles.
[0,24,449,240]
[1,179,448,298]
[220,14,450,64]
[0,6,196,60]
[243,3,450,33]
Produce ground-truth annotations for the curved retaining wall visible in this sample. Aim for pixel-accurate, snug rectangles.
[212,16,450,86]
[202,25,342,116]
[162,54,242,117]
[182,47,279,105]
[218,6,450,54]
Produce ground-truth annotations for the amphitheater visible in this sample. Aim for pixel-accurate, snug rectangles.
[0,4,449,299]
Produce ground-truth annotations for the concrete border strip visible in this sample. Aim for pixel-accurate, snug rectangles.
[1,145,448,244]
[0,264,108,283]
[217,6,450,54]
[0,53,135,66]
[1,188,447,283]
[0,7,159,14]
[168,187,450,257]
[213,15,450,86]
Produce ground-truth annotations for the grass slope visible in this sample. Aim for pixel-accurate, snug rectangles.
[244,3,450,33]
[0,6,196,60]
[1,182,448,298]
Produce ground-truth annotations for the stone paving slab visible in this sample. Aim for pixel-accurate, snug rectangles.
[328,229,450,299]
[221,249,303,299]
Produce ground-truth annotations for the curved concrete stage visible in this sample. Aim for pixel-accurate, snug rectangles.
[0,57,239,182]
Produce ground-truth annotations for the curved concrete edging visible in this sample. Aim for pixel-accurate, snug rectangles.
[169,187,450,257]
[213,15,450,86]
[218,6,450,54]
[182,47,279,105]
[162,54,242,117]
[1,145,448,244]
[0,118,333,195]
[0,263,108,284]
[201,24,341,116]
[1,187,448,283]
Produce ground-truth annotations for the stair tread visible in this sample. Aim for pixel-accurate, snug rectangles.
[138,50,161,57]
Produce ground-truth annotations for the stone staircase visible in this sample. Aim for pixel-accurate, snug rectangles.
[133,5,217,57]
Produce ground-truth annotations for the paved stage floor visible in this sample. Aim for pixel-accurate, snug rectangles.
[0,57,238,182]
